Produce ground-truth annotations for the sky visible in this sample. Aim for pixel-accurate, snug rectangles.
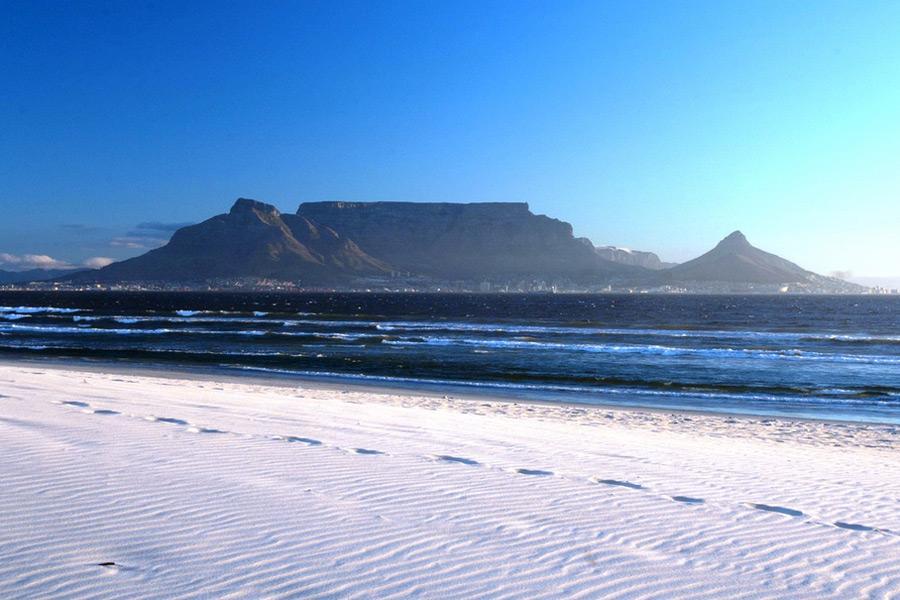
[1,0,899,284]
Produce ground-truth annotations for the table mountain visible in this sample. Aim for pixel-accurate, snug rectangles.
[296,201,635,281]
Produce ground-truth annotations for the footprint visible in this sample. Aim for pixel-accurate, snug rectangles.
[154,417,189,426]
[186,426,226,434]
[671,496,705,504]
[747,503,804,518]
[355,448,384,455]
[834,521,875,532]
[517,468,553,476]
[435,455,480,466]
[63,401,90,408]
[285,436,322,446]
[595,479,644,490]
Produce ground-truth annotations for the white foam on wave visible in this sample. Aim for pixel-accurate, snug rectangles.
[72,314,286,326]
[0,322,390,341]
[377,321,900,344]
[384,336,900,364]
[0,314,30,321]
[0,324,206,336]
[17,307,898,345]
[0,306,81,314]
[173,309,255,317]
[230,366,899,416]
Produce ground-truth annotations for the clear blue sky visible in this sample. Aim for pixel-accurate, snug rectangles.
[2,0,898,282]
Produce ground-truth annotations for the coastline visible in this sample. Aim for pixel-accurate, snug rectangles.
[3,292,897,427]
[2,355,898,434]
[1,362,899,597]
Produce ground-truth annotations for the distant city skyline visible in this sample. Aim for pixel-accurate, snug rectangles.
[2,1,899,287]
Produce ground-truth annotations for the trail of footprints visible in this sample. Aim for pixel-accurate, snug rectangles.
[51,397,896,541]
[61,400,121,416]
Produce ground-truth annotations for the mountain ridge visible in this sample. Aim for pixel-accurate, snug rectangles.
[53,199,867,293]
[594,246,676,270]
[296,201,635,281]
[73,199,389,284]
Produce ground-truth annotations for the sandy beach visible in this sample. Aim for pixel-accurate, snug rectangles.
[1,363,899,599]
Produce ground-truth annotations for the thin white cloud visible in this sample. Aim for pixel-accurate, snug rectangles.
[0,253,75,270]
[110,236,167,249]
[134,221,193,233]
[83,256,115,269]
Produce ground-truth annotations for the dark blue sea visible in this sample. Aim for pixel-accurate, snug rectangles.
[1,292,898,424]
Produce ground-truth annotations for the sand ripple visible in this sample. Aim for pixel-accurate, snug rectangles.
[0,364,898,598]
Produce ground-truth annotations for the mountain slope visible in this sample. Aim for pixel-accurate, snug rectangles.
[656,231,864,292]
[296,201,638,281]
[281,214,389,273]
[75,199,389,283]
[594,246,676,270]
[664,231,811,284]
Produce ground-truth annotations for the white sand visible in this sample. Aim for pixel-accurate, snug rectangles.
[1,364,899,599]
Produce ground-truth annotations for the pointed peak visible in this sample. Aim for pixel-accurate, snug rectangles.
[714,230,751,251]
[230,198,280,216]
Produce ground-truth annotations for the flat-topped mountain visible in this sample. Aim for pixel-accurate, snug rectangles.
[73,198,634,285]
[296,201,634,280]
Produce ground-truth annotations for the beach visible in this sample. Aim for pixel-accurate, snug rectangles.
[1,363,899,599]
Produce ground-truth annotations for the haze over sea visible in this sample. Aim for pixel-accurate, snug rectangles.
[1,292,897,424]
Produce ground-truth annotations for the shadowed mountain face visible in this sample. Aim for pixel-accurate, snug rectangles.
[296,201,634,280]
[660,231,816,284]
[594,246,675,270]
[77,199,389,283]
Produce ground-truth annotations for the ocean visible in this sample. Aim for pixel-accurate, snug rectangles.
[1,291,898,424]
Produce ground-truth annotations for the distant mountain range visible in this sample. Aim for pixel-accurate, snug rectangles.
[593,246,675,270]
[0,268,87,285]
[53,198,864,293]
